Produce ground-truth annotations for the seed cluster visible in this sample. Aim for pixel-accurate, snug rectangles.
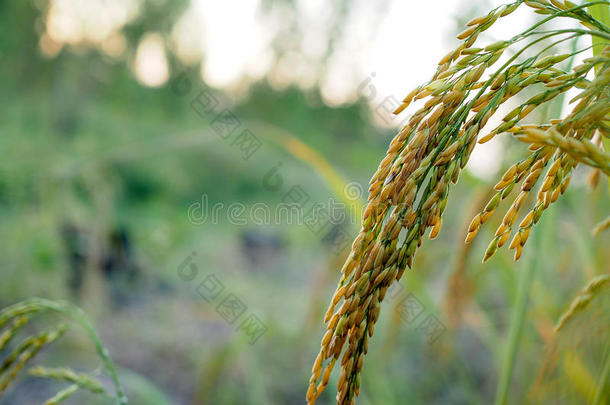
[308,1,609,403]
[467,48,610,262]
[0,325,66,394]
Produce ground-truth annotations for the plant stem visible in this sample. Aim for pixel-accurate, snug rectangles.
[588,4,610,39]
[592,344,610,405]
[493,227,540,405]
[588,3,610,192]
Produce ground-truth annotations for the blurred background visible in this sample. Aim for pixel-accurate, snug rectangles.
[0,0,608,404]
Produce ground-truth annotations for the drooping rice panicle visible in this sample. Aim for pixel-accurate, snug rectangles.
[555,274,610,332]
[308,1,610,403]
[0,325,66,394]
[0,298,127,404]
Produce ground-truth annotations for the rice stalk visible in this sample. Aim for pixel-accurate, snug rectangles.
[494,226,541,405]
[590,0,610,196]
[308,1,610,403]
[250,121,364,217]
[593,344,610,405]
[443,190,490,327]
[562,350,599,403]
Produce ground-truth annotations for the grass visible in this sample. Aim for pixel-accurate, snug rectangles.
[0,298,126,404]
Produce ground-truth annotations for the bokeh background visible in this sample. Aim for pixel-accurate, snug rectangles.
[0,0,609,404]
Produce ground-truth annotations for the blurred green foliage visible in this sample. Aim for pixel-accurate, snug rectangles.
[0,1,608,404]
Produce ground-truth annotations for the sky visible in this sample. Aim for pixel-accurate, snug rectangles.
[40,0,589,179]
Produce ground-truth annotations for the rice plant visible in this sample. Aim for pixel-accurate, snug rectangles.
[0,298,127,404]
[307,1,609,403]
